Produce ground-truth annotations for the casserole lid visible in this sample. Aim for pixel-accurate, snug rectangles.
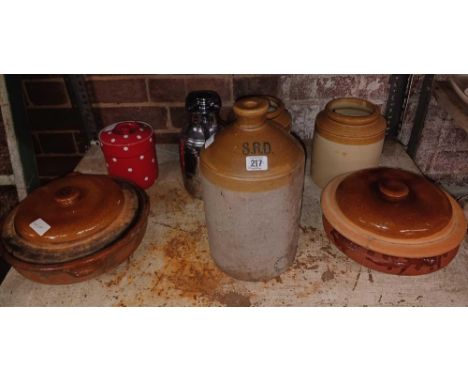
[13,173,124,245]
[321,167,467,258]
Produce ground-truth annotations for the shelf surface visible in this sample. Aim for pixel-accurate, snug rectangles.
[1,139,467,307]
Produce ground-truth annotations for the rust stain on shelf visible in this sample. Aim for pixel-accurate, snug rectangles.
[105,258,132,287]
[321,269,335,282]
[367,269,374,283]
[148,225,235,305]
[152,187,196,214]
[215,291,251,307]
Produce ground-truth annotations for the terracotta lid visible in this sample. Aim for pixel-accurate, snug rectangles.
[316,97,386,144]
[321,167,467,258]
[200,97,304,192]
[14,173,124,246]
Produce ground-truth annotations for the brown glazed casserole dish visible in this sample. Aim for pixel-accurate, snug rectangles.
[0,173,149,284]
[321,167,467,276]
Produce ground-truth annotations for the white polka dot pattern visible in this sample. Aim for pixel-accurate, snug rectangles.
[99,121,157,189]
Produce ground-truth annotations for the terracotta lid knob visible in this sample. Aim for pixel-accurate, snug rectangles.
[378,179,409,202]
[233,97,269,129]
[54,186,81,207]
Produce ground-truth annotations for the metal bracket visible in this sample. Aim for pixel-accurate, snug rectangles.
[385,74,413,138]
[0,75,40,200]
[407,75,435,157]
[64,75,97,150]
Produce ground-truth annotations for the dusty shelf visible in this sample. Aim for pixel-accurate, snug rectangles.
[1,140,468,306]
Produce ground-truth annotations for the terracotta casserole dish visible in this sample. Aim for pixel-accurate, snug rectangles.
[321,167,467,276]
[0,172,149,284]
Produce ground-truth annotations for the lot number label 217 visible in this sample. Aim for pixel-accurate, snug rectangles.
[246,156,268,171]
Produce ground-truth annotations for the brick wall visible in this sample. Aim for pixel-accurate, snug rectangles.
[7,73,468,187]
[0,107,13,176]
[398,75,468,186]
[21,74,391,182]
[22,75,84,182]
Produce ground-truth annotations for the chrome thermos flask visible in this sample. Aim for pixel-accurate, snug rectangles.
[179,91,222,198]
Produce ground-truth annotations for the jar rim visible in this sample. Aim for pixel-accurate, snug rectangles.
[325,97,380,125]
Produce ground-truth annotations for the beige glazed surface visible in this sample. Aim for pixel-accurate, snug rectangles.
[311,97,386,188]
[311,134,384,188]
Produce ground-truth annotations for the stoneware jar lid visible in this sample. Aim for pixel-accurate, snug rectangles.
[321,167,467,258]
[200,97,304,192]
[14,173,124,246]
[99,121,153,147]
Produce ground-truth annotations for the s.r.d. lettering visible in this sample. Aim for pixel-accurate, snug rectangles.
[241,141,271,155]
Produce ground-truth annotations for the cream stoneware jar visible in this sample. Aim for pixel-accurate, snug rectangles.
[310,97,386,188]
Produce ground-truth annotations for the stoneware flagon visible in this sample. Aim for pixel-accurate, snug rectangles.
[321,167,467,275]
[262,95,292,132]
[200,97,305,281]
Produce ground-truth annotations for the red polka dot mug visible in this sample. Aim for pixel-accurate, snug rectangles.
[99,121,158,189]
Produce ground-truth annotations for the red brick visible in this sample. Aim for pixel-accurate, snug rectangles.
[87,78,148,103]
[94,106,168,130]
[27,108,82,131]
[430,151,468,178]
[426,97,451,123]
[356,75,390,101]
[233,75,279,100]
[148,78,185,102]
[36,155,83,178]
[24,80,69,106]
[154,130,180,144]
[186,76,232,103]
[316,75,360,100]
[288,102,322,139]
[438,124,468,151]
[169,107,188,129]
[38,132,77,154]
[288,75,318,100]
